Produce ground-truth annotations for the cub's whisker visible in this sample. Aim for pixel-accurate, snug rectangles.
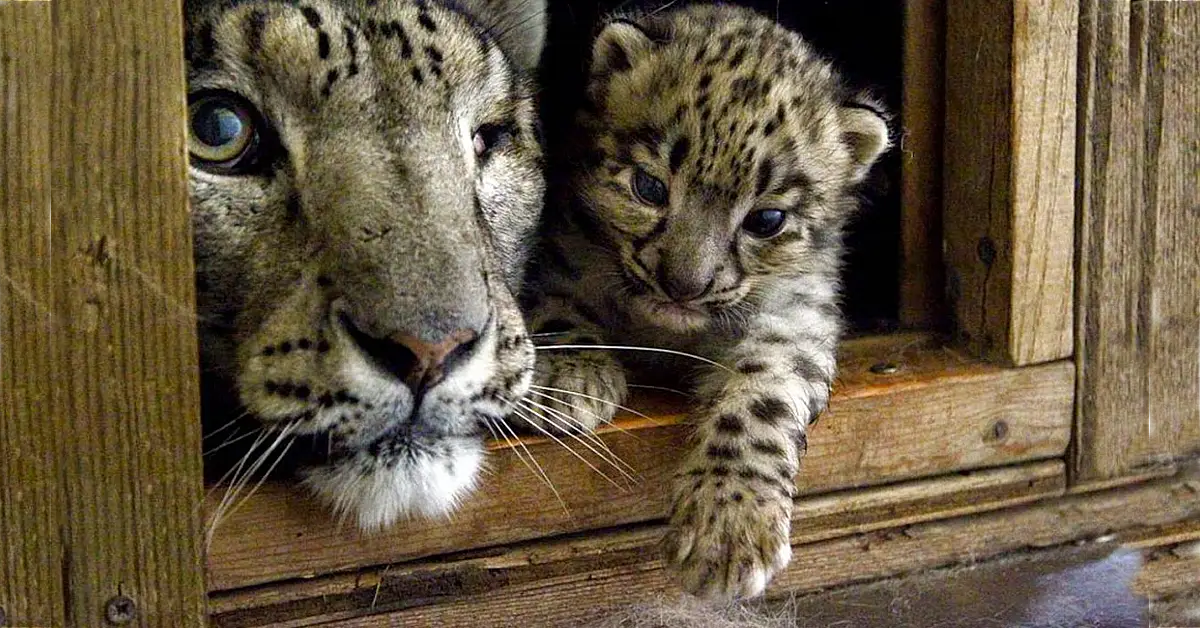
[534,344,735,374]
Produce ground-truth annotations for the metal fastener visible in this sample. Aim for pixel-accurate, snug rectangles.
[104,595,136,625]
[991,420,1009,441]
[0,604,7,626]
[869,362,901,375]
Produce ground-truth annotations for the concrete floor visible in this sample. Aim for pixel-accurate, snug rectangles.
[589,543,1199,628]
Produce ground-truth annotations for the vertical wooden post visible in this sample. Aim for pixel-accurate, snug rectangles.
[50,0,208,624]
[899,0,946,330]
[943,0,1078,366]
[1074,0,1200,482]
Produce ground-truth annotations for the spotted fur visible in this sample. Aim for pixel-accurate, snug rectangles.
[523,4,891,601]
[188,0,546,531]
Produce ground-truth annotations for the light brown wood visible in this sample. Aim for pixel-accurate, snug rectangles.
[207,461,1065,624]
[899,0,946,329]
[1134,540,1200,600]
[210,463,1200,628]
[50,0,208,624]
[943,0,1076,366]
[1074,0,1200,481]
[204,335,1074,592]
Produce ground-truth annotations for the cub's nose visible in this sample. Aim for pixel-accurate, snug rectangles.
[341,313,479,394]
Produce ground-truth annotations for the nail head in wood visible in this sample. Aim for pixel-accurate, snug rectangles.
[991,420,1009,442]
[869,362,902,375]
[104,595,136,625]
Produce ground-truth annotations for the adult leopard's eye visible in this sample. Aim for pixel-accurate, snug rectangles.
[631,167,668,206]
[188,92,264,173]
[473,123,514,158]
[742,209,787,238]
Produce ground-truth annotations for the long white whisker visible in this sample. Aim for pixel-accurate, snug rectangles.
[628,383,693,398]
[518,398,637,479]
[529,384,657,422]
[535,344,735,374]
[523,389,645,439]
[490,414,569,515]
[205,427,272,541]
[220,433,298,538]
[203,424,265,456]
[208,421,296,546]
[510,404,625,489]
[203,410,252,442]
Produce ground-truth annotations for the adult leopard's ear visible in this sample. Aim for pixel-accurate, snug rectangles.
[839,92,892,184]
[458,0,548,74]
[590,16,667,76]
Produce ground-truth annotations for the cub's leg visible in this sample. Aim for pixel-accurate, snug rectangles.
[512,295,627,434]
[663,313,836,601]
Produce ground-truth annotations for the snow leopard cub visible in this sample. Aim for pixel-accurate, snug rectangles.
[521,4,891,601]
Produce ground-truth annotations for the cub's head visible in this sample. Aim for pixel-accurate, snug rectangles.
[570,5,890,332]
[186,0,546,530]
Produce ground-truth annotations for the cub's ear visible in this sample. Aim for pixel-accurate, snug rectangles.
[839,95,891,184]
[590,17,661,75]
[458,0,548,74]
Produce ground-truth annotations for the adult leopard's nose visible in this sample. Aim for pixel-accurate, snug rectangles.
[339,310,480,394]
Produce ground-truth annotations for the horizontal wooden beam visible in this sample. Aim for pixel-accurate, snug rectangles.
[209,460,1066,624]
[210,462,1200,627]
[204,335,1074,591]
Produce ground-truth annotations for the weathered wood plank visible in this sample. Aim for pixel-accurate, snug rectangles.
[51,0,207,624]
[943,0,1076,365]
[1074,0,1200,481]
[215,462,1200,628]
[205,335,1074,591]
[0,4,63,626]
[208,461,1066,624]
[899,0,945,329]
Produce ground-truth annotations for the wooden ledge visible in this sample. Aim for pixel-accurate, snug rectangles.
[209,464,1200,627]
[204,333,1074,592]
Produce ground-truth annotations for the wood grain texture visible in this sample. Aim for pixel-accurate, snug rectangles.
[899,0,946,329]
[208,461,1066,625]
[0,4,63,626]
[0,2,204,624]
[943,0,1077,365]
[204,335,1074,592]
[1074,0,1200,481]
[213,462,1200,628]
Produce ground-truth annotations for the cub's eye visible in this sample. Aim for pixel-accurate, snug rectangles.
[631,167,668,206]
[473,123,514,158]
[742,209,787,238]
[188,91,267,173]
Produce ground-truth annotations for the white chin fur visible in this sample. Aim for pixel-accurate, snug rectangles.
[301,442,484,532]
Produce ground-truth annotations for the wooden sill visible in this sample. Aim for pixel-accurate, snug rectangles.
[204,333,1074,593]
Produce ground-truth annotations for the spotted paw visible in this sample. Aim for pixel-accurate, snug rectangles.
[663,473,793,602]
[510,348,626,434]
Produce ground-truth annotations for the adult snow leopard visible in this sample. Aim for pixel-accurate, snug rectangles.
[188,0,546,531]
[523,4,891,601]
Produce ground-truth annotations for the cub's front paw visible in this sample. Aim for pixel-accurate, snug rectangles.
[510,349,626,434]
[663,472,793,602]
